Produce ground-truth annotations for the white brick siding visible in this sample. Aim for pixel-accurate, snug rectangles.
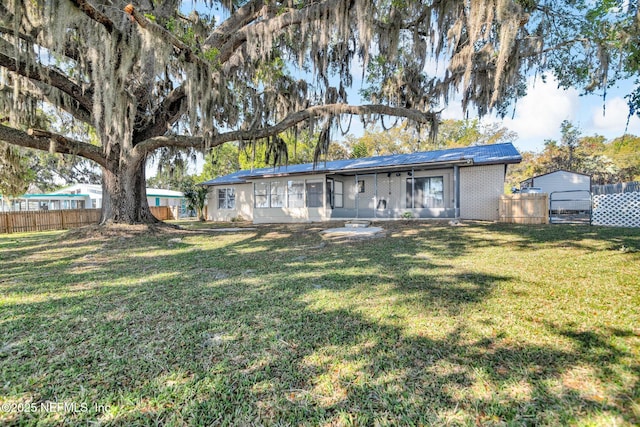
[460,165,505,220]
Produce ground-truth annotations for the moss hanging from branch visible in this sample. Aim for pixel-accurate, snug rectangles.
[2,0,631,224]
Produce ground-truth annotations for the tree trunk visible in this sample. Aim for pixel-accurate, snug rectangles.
[100,161,158,225]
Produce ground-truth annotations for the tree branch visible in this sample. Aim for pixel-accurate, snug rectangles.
[0,26,87,70]
[0,51,94,113]
[203,0,266,50]
[216,0,344,64]
[69,0,114,34]
[134,103,437,155]
[133,86,188,143]
[0,125,106,168]
[0,84,92,125]
[124,4,203,65]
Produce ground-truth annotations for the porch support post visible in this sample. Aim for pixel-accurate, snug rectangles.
[355,174,359,219]
[454,165,460,219]
[411,168,415,209]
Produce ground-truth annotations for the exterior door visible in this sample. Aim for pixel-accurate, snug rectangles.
[356,175,376,218]
[376,174,392,218]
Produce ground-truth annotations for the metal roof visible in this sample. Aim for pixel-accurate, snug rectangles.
[520,169,592,184]
[146,188,185,198]
[201,142,522,186]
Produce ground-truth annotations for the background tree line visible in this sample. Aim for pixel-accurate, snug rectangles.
[4,118,638,203]
[152,118,640,193]
[506,120,640,189]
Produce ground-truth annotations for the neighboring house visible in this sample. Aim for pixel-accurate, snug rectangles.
[1,184,186,212]
[520,170,592,212]
[145,188,187,209]
[201,143,522,223]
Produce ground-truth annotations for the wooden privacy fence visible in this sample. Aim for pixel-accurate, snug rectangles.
[0,206,177,234]
[0,209,102,234]
[499,193,549,224]
[149,206,177,221]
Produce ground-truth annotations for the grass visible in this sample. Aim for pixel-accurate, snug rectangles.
[0,220,639,426]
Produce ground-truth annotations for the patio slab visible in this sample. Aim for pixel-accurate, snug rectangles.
[320,226,385,240]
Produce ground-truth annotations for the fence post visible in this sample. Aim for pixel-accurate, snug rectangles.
[60,210,65,229]
[544,194,549,224]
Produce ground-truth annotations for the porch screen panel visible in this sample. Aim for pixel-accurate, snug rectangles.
[306,182,323,208]
[334,181,344,208]
[287,181,305,208]
[406,177,444,208]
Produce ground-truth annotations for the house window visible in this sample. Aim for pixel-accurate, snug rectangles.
[406,177,444,208]
[306,182,323,208]
[357,180,365,193]
[270,181,285,208]
[218,188,236,209]
[254,182,269,208]
[287,180,304,208]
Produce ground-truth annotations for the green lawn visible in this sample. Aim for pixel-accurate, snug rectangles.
[1,221,639,426]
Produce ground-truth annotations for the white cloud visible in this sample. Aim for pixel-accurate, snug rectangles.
[438,76,581,151]
[589,96,640,134]
[501,76,579,141]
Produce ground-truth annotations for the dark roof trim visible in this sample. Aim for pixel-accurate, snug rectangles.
[254,158,474,179]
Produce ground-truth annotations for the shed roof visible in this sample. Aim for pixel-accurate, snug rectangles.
[520,169,592,184]
[201,142,522,186]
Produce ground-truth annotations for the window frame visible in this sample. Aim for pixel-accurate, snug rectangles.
[269,181,285,208]
[406,176,445,209]
[254,182,269,208]
[217,188,236,210]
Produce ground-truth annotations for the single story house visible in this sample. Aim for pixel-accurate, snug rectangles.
[1,184,186,212]
[520,170,591,212]
[201,143,522,223]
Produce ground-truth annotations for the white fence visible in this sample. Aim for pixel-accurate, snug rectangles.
[592,192,640,227]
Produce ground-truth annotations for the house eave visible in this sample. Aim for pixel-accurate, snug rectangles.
[200,142,522,187]
[324,158,475,176]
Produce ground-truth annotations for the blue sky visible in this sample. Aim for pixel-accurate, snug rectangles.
[181,74,639,175]
[175,3,639,174]
[325,70,639,156]
[440,76,640,153]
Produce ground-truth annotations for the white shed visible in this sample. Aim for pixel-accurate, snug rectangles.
[521,170,591,193]
[521,170,591,212]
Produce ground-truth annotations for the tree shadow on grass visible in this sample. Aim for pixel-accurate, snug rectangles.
[4,279,634,425]
[0,222,638,425]
[481,222,640,253]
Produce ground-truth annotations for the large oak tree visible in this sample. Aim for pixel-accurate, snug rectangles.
[0,0,636,224]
